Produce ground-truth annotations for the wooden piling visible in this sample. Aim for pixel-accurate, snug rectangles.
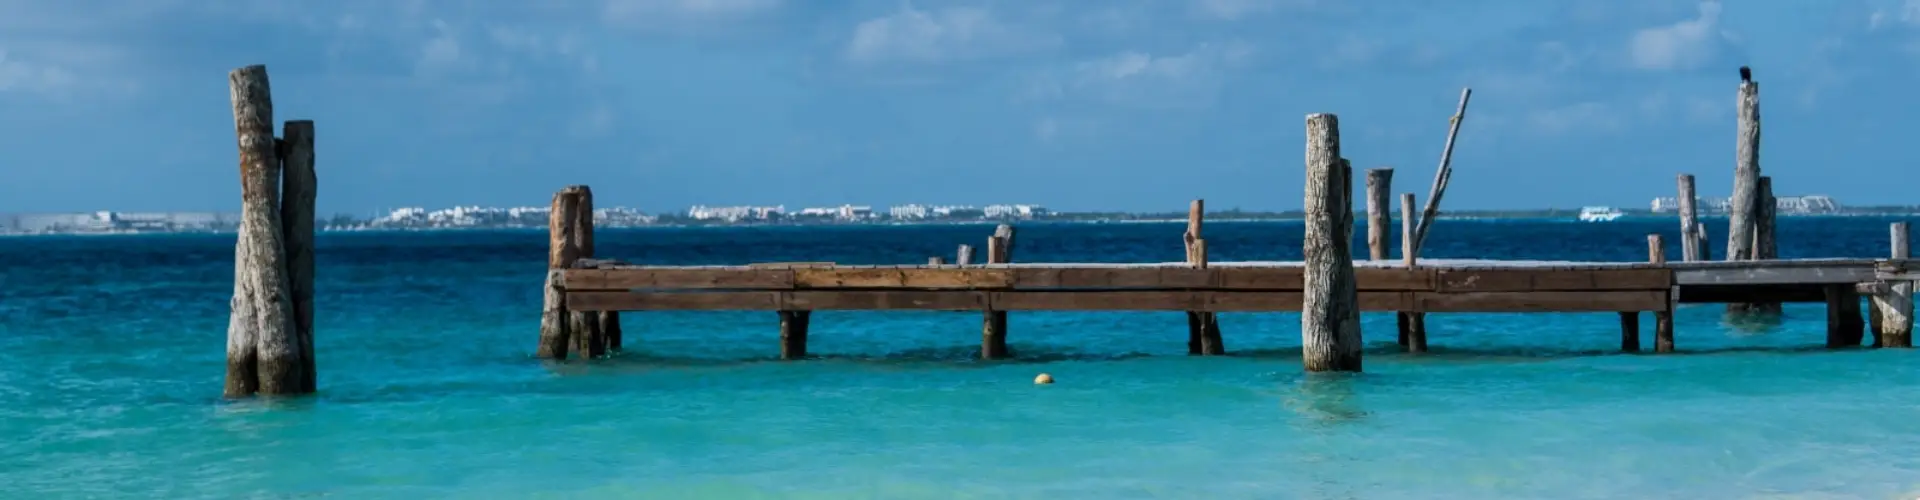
[1365,169,1393,261]
[1399,192,1426,352]
[1875,222,1914,348]
[1741,176,1782,315]
[1637,234,1670,352]
[278,120,317,392]
[1302,113,1362,372]
[1676,174,1700,261]
[1826,284,1865,348]
[1726,76,1762,268]
[223,64,307,398]
[779,310,811,359]
[1183,200,1223,355]
[982,224,1016,359]
[956,244,973,267]
[537,188,584,359]
[567,186,606,359]
[1695,223,1711,261]
[929,256,945,266]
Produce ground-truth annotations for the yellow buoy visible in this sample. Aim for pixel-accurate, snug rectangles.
[1034,373,1054,385]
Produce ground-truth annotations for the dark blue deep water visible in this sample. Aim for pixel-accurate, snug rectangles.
[4,216,1920,498]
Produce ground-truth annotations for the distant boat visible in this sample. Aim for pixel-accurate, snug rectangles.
[1578,206,1625,222]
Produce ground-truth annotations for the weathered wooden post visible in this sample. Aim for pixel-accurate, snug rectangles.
[1399,192,1426,352]
[1676,174,1700,261]
[537,188,584,359]
[223,64,310,397]
[956,244,973,267]
[929,256,946,265]
[1726,69,1763,316]
[1826,284,1866,348]
[1873,222,1913,348]
[279,120,318,392]
[567,186,606,359]
[1745,176,1782,315]
[1695,223,1711,261]
[1184,199,1223,355]
[1303,113,1362,372]
[1365,169,1393,261]
[982,224,1016,359]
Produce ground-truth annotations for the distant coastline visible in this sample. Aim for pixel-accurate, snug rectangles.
[3,207,1918,236]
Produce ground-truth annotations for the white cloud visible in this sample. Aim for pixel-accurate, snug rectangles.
[845,6,1056,64]
[1028,42,1253,109]
[1869,0,1920,29]
[1628,1,1729,70]
[0,49,77,94]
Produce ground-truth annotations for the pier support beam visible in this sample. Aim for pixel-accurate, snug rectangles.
[982,224,1016,360]
[223,64,315,398]
[1302,113,1362,372]
[956,244,973,267]
[1184,200,1225,355]
[539,188,585,359]
[1399,193,1427,352]
[779,310,811,359]
[1874,222,1914,348]
[1825,284,1866,348]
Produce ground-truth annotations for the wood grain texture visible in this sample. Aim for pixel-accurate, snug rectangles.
[564,289,1669,313]
[224,64,304,397]
[1302,113,1362,372]
[1677,174,1700,261]
[1727,80,1762,264]
[537,189,583,359]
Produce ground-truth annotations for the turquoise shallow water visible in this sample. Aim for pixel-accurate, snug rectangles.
[5,218,1920,498]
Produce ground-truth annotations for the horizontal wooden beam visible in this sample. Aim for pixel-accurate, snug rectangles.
[563,266,1671,292]
[566,290,1670,313]
[1673,265,1877,285]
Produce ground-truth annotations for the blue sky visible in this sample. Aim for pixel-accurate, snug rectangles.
[1,0,1916,215]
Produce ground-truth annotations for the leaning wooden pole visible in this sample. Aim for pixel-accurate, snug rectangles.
[1302,113,1362,372]
[1410,88,1472,256]
[981,224,1017,359]
[279,120,317,393]
[1184,199,1223,355]
[1676,174,1700,261]
[537,188,584,359]
[224,64,306,397]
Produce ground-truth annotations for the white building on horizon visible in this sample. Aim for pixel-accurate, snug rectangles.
[984,204,1048,219]
[1650,195,1839,215]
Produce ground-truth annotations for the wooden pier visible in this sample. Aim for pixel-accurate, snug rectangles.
[540,252,1918,359]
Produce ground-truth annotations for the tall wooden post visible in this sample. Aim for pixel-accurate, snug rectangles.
[224,64,308,398]
[1695,223,1711,261]
[1677,174,1700,261]
[537,188,584,359]
[1302,113,1362,372]
[1365,169,1393,261]
[1399,192,1426,352]
[1726,74,1762,270]
[1184,199,1224,355]
[1826,284,1865,348]
[982,224,1016,359]
[1875,222,1913,348]
[956,244,974,267]
[566,186,606,359]
[279,120,317,393]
